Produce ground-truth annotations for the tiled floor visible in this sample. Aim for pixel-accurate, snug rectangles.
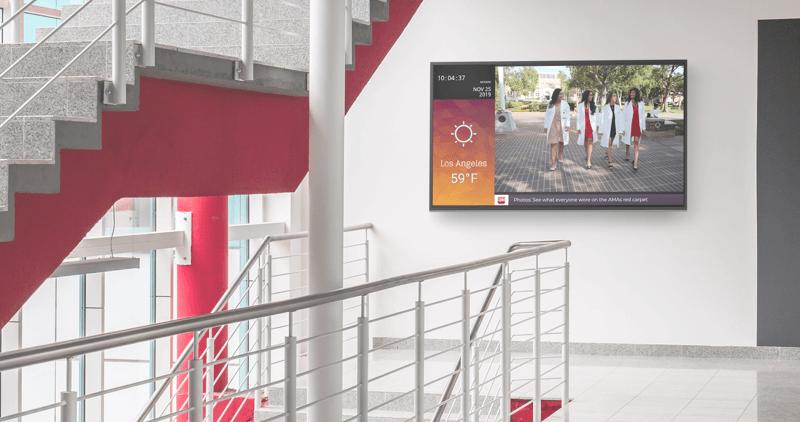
[546,354,800,422]
[494,112,685,193]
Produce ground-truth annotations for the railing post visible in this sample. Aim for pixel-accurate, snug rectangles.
[471,346,479,422]
[562,262,570,422]
[357,313,369,422]
[141,0,155,66]
[266,253,273,385]
[61,357,77,422]
[285,336,297,422]
[105,0,127,104]
[344,0,353,66]
[238,0,254,81]
[364,238,370,284]
[206,334,215,422]
[501,263,511,422]
[415,301,425,422]
[534,269,542,422]
[461,289,470,422]
[189,359,204,422]
[7,0,21,43]
[256,257,265,409]
[61,391,78,422]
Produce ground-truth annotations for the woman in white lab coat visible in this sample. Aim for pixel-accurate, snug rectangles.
[576,90,599,169]
[621,87,646,170]
[599,92,622,169]
[544,88,571,171]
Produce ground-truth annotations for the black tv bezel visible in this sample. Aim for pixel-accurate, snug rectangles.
[429,60,688,211]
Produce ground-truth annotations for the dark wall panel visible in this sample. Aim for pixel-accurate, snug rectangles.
[757,19,800,347]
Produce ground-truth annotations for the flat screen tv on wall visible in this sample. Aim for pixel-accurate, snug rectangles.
[429,61,687,210]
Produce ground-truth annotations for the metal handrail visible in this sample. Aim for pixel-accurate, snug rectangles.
[0,239,568,372]
[431,240,561,422]
[0,0,39,31]
[132,222,372,422]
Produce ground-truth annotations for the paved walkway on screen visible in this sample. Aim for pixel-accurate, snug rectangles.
[494,112,685,193]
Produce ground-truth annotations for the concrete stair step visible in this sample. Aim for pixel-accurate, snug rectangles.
[0,40,137,83]
[38,22,307,46]
[62,0,310,28]
[0,77,101,123]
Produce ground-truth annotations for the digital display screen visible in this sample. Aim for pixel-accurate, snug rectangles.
[430,61,687,210]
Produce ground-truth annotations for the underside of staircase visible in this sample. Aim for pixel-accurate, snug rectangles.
[0,0,425,328]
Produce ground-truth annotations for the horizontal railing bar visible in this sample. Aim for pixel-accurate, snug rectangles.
[424,343,463,361]
[511,294,536,306]
[270,286,306,295]
[470,395,503,416]
[472,304,503,319]
[0,21,114,131]
[343,242,368,249]
[424,392,464,413]
[271,269,308,278]
[424,368,461,388]
[296,384,360,412]
[510,357,536,373]
[0,240,568,371]
[79,367,193,400]
[0,0,39,31]
[343,258,366,264]
[424,294,463,308]
[469,350,503,368]
[541,304,566,316]
[509,398,534,417]
[368,360,417,384]
[369,307,416,324]
[472,327,503,343]
[0,401,66,421]
[369,333,418,353]
[146,407,194,422]
[368,389,415,413]
[469,283,500,296]
[269,252,308,260]
[343,273,366,281]
[473,371,503,390]
[296,321,359,344]
[509,272,538,285]
[424,319,464,335]
[296,353,360,378]
[0,0,97,80]
[541,381,566,399]
[538,362,565,378]
[205,378,285,406]
[510,378,536,395]
[510,314,537,329]
[342,414,359,422]
[205,342,285,367]
[154,1,245,23]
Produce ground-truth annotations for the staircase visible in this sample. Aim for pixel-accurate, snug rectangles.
[0,0,425,328]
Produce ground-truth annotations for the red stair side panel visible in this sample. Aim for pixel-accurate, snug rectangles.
[0,77,309,328]
[345,0,425,113]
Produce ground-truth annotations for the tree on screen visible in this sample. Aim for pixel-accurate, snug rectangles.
[567,65,641,106]
[651,65,683,111]
[505,67,539,99]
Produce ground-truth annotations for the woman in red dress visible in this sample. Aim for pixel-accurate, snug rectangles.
[622,88,645,170]
[577,90,599,169]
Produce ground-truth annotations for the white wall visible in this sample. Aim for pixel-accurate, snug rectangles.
[344,0,800,347]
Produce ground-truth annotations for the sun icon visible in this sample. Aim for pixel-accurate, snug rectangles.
[452,121,476,147]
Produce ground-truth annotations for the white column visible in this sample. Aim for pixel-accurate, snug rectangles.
[308,0,345,421]
[7,0,22,43]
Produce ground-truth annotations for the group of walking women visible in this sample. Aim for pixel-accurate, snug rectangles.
[543,87,647,172]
